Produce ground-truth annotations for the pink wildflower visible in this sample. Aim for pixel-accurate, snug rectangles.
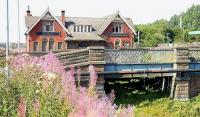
[32,99,40,114]
[108,89,115,104]
[17,96,26,117]
[89,65,97,88]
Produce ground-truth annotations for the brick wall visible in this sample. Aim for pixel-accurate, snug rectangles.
[102,22,134,49]
[190,76,200,97]
[28,20,68,52]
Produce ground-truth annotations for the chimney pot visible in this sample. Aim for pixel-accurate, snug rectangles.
[61,10,65,24]
[26,5,31,16]
[61,10,65,16]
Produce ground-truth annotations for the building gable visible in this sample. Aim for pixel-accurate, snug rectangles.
[42,12,54,20]
[98,12,137,35]
[25,8,70,35]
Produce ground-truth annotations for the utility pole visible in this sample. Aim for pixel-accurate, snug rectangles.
[6,0,10,78]
[17,0,21,51]
[137,31,140,46]
[167,33,170,44]
[180,16,182,29]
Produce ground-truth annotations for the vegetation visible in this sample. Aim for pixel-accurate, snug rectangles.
[108,80,200,117]
[0,57,5,68]
[136,4,200,47]
[136,97,200,117]
[136,19,168,47]
[0,53,134,117]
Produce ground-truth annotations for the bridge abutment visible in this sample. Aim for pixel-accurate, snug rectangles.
[88,47,105,96]
[172,47,190,100]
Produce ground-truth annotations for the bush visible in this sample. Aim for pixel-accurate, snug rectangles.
[0,57,5,68]
[0,53,134,117]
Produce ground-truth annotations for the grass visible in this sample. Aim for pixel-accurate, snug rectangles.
[106,80,200,117]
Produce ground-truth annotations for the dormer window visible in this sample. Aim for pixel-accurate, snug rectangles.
[112,23,122,33]
[43,21,53,32]
[73,25,92,32]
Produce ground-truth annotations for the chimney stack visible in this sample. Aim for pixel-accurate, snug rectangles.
[26,5,32,16]
[61,10,65,24]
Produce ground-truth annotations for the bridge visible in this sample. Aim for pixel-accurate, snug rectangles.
[56,46,200,100]
[2,46,200,100]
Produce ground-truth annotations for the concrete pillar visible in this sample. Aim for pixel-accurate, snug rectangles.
[171,47,190,100]
[88,46,105,96]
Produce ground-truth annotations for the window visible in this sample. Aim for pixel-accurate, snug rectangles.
[42,38,47,52]
[115,38,121,49]
[84,26,87,32]
[78,26,82,32]
[124,42,130,48]
[49,38,54,51]
[112,23,122,33]
[77,26,79,32]
[81,26,84,32]
[43,21,53,32]
[33,42,38,51]
[73,25,92,32]
[58,42,62,50]
[73,26,76,32]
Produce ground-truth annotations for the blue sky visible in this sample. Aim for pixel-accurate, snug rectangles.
[0,0,199,43]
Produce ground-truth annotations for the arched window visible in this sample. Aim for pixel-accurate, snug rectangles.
[49,38,54,51]
[33,42,38,51]
[42,38,47,52]
[115,38,121,49]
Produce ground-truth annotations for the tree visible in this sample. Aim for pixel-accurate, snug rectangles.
[135,4,200,47]
[136,19,168,47]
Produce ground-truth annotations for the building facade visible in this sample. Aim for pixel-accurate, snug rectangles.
[25,8,136,52]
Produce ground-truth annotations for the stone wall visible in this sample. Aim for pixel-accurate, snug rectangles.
[88,46,105,96]
[172,47,190,100]
[57,46,106,96]
[190,76,200,97]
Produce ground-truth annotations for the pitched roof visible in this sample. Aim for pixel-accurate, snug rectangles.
[25,10,136,41]
[66,32,105,41]
[98,11,137,35]
[25,8,70,35]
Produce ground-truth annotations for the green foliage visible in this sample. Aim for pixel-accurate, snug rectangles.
[136,19,169,47]
[0,58,5,68]
[169,4,200,30]
[0,66,71,117]
[113,81,200,117]
[168,4,200,43]
[135,96,200,117]
[136,4,200,46]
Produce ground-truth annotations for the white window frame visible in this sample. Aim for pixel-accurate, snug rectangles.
[43,21,54,32]
[74,25,92,32]
[113,23,122,33]
[89,26,92,32]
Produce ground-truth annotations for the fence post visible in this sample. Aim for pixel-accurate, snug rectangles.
[171,47,190,100]
[88,46,105,96]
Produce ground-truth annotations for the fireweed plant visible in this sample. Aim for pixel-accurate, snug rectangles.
[0,53,134,117]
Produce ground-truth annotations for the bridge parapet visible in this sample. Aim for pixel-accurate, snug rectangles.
[105,49,175,64]
[56,46,106,69]
[57,48,90,68]
[56,46,106,95]
[105,48,200,64]
[189,48,200,63]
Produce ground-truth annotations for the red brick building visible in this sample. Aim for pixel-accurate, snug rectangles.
[25,8,136,52]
